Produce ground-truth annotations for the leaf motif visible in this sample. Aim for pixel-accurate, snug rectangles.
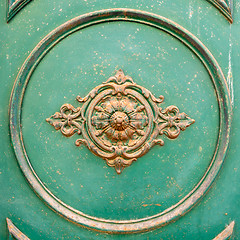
[52,112,62,119]
[52,120,64,130]
[135,105,145,112]
[46,104,83,137]
[158,106,195,139]
[177,112,187,120]
[141,88,150,98]
[95,106,103,112]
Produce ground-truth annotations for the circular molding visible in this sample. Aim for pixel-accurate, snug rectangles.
[9,9,232,233]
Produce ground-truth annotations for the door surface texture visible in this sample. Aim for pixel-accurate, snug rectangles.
[1,0,240,239]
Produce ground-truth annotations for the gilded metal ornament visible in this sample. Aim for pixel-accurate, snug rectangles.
[46,69,195,174]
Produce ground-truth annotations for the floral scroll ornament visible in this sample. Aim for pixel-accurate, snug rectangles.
[46,70,195,174]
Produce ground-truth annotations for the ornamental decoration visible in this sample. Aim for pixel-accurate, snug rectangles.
[46,70,195,174]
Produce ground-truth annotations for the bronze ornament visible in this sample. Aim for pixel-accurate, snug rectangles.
[46,69,195,174]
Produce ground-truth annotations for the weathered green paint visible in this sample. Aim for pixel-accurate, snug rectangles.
[8,8,232,233]
[213,221,235,240]
[1,0,240,239]
[6,218,30,240]
[206,0,233,23]
[6,0,33,23]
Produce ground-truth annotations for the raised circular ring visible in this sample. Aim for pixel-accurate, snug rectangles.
[9,9,232,233]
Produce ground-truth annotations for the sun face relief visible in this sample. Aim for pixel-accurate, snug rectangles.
[46,69,195,174]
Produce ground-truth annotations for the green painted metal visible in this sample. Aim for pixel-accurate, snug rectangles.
[206,0,233,23]
[213,221,235,240]
[1,0,239,239]
[9,8,232,233]
[6,218,30,240]
[6,0,33,23]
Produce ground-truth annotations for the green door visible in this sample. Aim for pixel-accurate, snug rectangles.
[1,0,239,239]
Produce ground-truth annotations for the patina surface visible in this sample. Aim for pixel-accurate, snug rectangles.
[8,9,231,233]
[1,0,239,238]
